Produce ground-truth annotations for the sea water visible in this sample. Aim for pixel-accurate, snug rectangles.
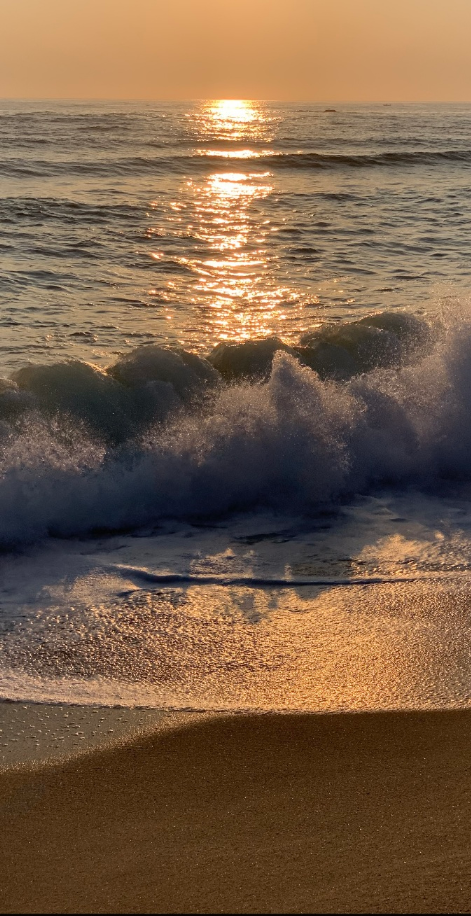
[3,99,471,711]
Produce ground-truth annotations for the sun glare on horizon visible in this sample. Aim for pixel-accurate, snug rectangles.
[195,99,267,143]
[210,100,257,124]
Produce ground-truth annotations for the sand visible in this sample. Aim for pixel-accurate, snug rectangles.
[2,707,471,913]
[0,701,178,769]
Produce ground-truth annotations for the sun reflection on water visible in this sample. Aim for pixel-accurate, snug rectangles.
[200,99,265,141]
[147,100,309,348]
[186,166,291,342]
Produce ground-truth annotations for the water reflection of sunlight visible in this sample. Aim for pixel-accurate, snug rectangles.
[199,149,270,160]
[184,101,296,342]
[201,99,263,142]
[147,99,307,347]
[352,530,471,578]
[210,99,257,124]
[186,167,294,341]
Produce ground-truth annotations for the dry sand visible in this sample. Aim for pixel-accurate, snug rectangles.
[2,707,471,914]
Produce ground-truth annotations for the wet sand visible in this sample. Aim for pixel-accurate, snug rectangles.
[0,701,181,770]
[2,707,471,914]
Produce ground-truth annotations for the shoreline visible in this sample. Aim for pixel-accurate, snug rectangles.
[0,699,201,770]
[2,707,471,913]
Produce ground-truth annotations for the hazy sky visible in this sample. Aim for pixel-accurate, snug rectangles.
[2,0,471,101]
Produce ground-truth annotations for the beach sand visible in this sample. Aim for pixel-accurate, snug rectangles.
[0,702,180,769]
[2,707,471,913]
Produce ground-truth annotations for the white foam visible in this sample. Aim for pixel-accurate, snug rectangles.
[1,308,471,545]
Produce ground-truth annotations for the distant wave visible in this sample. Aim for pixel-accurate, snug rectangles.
[0,197,141,226]
[196,148,471,170]
[0,156,173,179]
[2,307,471,546]
[269,149,471,169]
[3,148,471,179]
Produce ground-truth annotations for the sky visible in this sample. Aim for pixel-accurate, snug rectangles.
[1,0,471,101]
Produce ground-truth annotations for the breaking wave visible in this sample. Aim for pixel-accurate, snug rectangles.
[1,307,471,546]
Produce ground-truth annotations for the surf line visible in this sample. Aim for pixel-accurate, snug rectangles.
[105,565,459,589]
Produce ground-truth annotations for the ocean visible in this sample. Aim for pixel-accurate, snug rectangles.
[3,98,471,712]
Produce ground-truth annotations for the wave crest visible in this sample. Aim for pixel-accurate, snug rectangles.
[1,307,471,545]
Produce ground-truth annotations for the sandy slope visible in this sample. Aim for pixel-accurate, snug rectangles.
[2,708,471,913]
